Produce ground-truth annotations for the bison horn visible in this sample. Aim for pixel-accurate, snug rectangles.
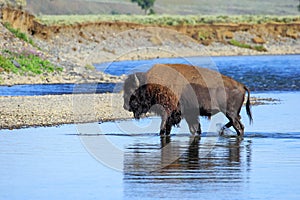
[133,73,140,86]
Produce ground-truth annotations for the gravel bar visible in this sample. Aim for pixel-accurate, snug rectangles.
[0,93,278,130]
[0,93,132,129]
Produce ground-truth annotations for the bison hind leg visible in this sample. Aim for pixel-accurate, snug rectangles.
[224,114,245,137]
[234,118,245,137]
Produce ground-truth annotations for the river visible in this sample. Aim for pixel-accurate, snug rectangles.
[0,55,300,199]
[0,55,299,95]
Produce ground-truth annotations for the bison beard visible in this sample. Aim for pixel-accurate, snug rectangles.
[123,64,253,137]
[129,83,182,135]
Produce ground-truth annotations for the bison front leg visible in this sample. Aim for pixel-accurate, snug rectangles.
[160,115,172,136]
[188,122,201,135]
[186,115,201,135]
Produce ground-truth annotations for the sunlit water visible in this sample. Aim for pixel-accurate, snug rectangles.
[0,55,300,199]
[0,92,300,199]
[0,55,299,96]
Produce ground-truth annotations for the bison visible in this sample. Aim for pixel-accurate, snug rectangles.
[123,64,252,137]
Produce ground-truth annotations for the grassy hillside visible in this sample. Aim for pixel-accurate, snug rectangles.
[26,0,300,15]
[37,14,300,26]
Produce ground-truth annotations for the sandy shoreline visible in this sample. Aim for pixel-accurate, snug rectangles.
[0,93,131,129]
[0,93,279,130]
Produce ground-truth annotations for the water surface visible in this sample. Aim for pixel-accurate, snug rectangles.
[0,55,299,199]
[1,92,300,199]
[0,55,299,96]
[97,55,300,91]
[0,83,115,96]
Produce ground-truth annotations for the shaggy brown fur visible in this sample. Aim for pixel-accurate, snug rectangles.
[123,63,252,136]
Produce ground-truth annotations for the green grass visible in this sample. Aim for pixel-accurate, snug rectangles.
[37,14,300,26]
[0,50,63,75]
[229,39,252,49]
[253,45,267,52]
[4,22,35,46]
[229,39,267,52]
[0,54,17,73]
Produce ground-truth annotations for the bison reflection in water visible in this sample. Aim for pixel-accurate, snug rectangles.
[123,64,253,137]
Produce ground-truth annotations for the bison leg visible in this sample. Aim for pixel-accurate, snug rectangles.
[233,118,245,137]
[225,114,245,136]
[160,116,172,136]
[220,121,233,135]
[160,118,167,136]
[186,116,201,135]
[165,120,172,136]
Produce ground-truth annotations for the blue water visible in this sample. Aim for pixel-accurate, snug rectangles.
[1,54,300,199]
[0,55,299,96]
[0,83,116,96]
[97,55,300,91]
[1,92,300,199]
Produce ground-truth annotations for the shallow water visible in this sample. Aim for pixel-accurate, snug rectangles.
[1,92,300,199]
[0,55,299,96]
[0,83,115,96]
[98,55,300,91]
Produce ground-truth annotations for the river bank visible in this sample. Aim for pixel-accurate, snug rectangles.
[0,92,280,130]
[0,7,300,85]
[0,93,129,129]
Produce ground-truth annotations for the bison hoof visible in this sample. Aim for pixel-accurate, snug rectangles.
[216,123,225,135]
[219,126,231,136]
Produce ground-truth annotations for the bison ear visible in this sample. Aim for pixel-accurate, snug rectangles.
[133,73,140,87]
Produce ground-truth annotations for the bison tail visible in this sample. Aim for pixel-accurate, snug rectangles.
[244,86,253,124]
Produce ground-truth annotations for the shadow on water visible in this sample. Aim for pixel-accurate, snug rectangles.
[123,134,253,199]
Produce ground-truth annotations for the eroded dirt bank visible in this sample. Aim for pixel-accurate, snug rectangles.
[1,7,300,69]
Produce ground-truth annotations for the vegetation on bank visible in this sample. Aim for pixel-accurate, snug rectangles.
[229,39,267,52]
[37,14,300,26]
[0,50,62,75]
[3,22,34,45]
[0,22,62,76]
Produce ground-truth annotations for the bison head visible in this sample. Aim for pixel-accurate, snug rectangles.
[123,72,147,118]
